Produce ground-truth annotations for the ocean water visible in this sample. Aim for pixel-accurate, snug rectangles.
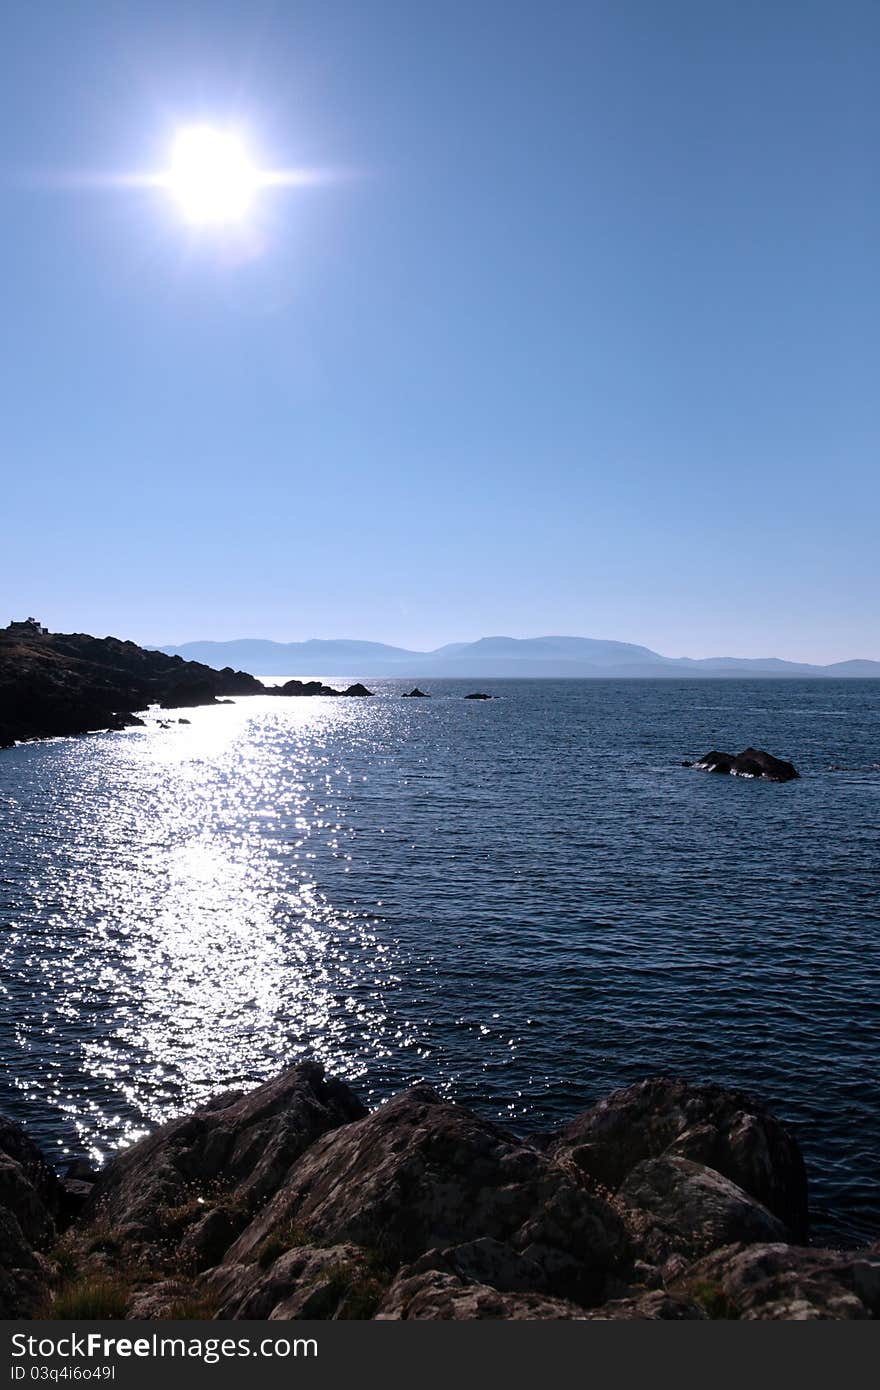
[0,678,878,1245]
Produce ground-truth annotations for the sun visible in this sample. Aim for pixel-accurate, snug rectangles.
[166,126,259,225]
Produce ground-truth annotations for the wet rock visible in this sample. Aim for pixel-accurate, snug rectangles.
[676,1242,880,1320]
[692,748,799,781]
[341,683,373,697]
[402,688,430,698]
[464,692,493,700]
[617,1156,788,1263]
[375,1269,584,1319]
[204,1243,386,1319]
[85,1062,366,1250]
[550,1077,808,1239]
[226,1085,629,1305]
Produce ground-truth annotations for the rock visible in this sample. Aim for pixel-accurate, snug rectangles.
[464,692,493,700]
[178,718,191,725]
[375,1269,584,1319]
[617,1156,788,1263]
[178,1206,248,1272]
[85,1062,366,1253]
[225,1085,628,1306]
[125,1279,200,1320]
[402,689,430,698]
[0,1155,56,1249]
[203,1243,387,1319]
[341,683,373,697]
[0,1114,64,1221]
[0,1206,46,1318]
[406,1237,550,1293]
[582,1290,707,1319]
[549,1077,808,1239]
[692,748,799,781]
[676,1242,880,1320]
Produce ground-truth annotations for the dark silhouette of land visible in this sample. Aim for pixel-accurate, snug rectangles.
[0,620,371,747]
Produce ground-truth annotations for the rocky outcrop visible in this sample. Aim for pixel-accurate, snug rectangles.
[548,1077,809,1240]
[1,1069,875,1320]
[464,692,494,700]
[689,748,799,781]
[0,624,376,746]
[402,688,430,698]
[0,626,263,746]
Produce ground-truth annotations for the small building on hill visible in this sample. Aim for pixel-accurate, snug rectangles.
[5,617,47,637]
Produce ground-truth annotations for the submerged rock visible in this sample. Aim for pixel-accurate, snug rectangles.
[691,748,799,781]
[464,692,494,700]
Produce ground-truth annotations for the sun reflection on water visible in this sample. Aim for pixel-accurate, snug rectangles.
[0,695,413,1161]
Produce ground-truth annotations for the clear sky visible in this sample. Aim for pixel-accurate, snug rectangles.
[1,0,877,661]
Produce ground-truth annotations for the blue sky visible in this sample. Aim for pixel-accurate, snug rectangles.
[1,0,877,661]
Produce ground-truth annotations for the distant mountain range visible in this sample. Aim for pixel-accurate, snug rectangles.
[152,635,880,679]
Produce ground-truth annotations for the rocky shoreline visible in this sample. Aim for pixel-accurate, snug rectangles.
[1,1066,877,1320]
[0,623,373,748]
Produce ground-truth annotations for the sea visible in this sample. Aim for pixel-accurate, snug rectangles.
[1,678,878,1245]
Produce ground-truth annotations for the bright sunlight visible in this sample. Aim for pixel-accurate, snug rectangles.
[165,126,259,224]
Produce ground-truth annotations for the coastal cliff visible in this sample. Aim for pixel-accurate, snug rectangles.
[1,1067,877,1320]
[0,622,373,747]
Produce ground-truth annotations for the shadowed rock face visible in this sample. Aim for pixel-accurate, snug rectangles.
[2,1068,876,1320]
[692,748,800,781]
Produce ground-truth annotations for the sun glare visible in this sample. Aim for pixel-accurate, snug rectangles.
[166,126,258,224]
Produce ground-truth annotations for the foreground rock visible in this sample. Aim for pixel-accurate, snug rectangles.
[1,1069,876,1319]
[0,1115,66,1316]
[222,1084,629,1306]
[673,1242,880,1319]
[689,748,799,781]
[549,1077,809,1240]
[84,1063,366,1247]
